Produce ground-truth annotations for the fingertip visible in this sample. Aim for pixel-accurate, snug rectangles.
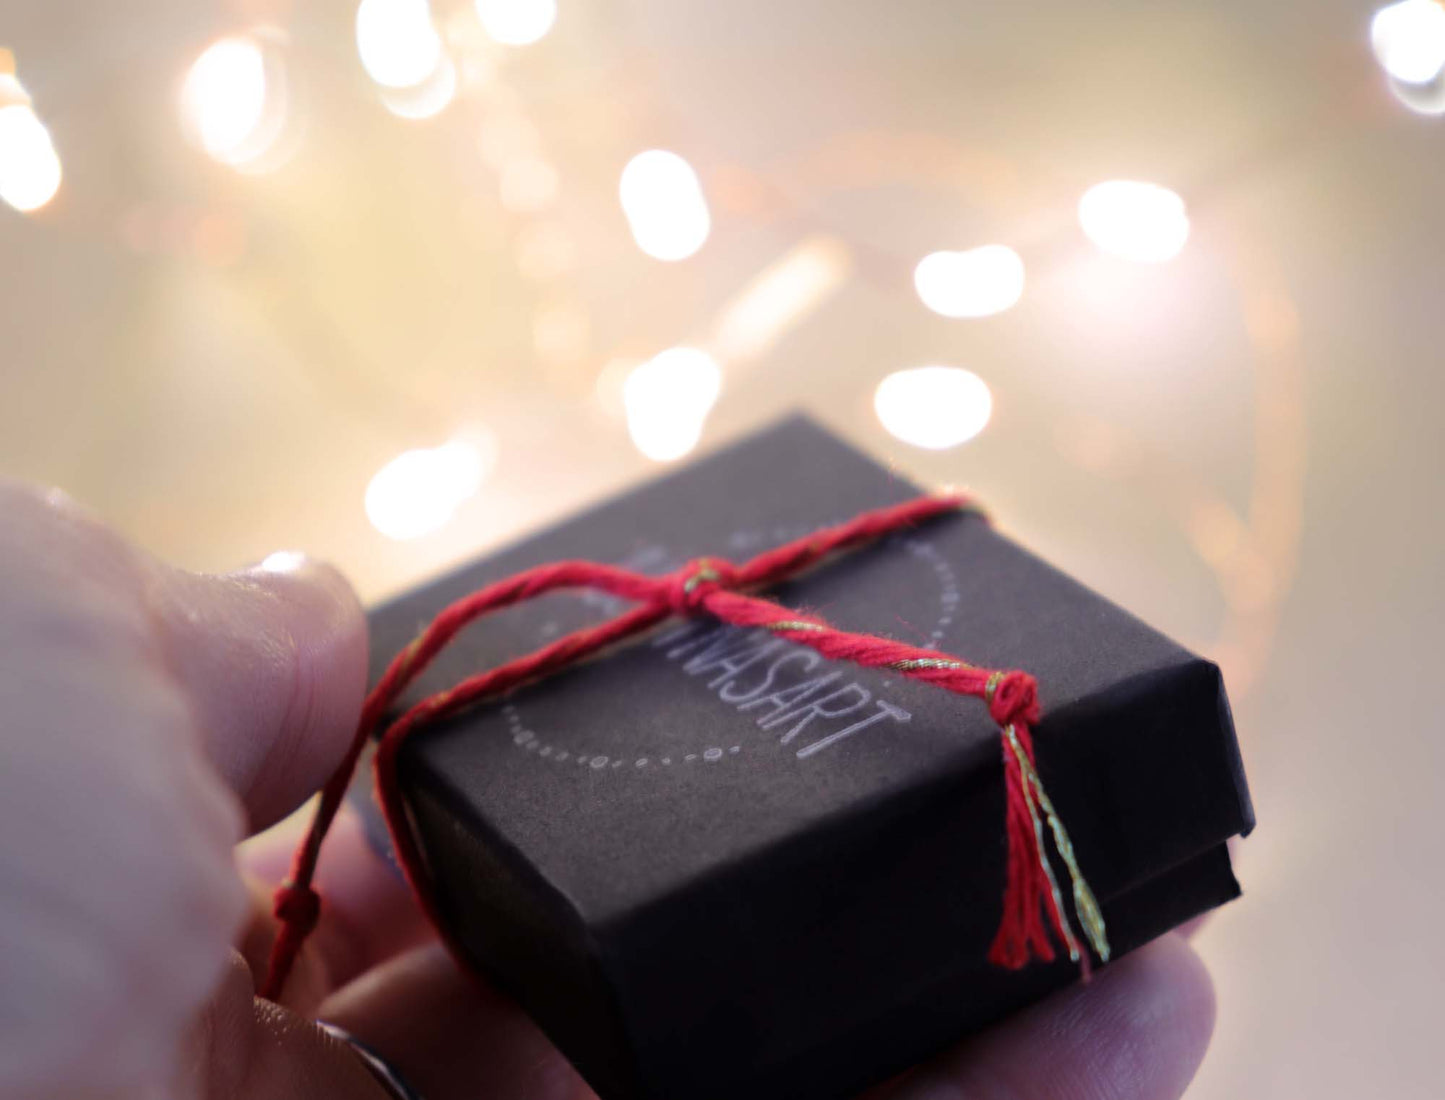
[227,556,370,829]
[150,553,369,832]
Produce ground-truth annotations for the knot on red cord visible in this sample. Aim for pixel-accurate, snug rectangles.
[988,671,1040,728]
[273,881,322,935]
[664,557,740,614]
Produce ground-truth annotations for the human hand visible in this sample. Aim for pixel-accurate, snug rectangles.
[0,481,1216,1100]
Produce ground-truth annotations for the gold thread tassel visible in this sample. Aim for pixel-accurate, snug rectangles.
[1009,733,1112,965]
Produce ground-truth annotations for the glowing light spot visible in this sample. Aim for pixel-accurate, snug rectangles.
[180,35,289,170]
[365,435,495,540]
[619,150,710,262]
[623,347,721,462]
[356,0,443,88]
[874,366,992,450]
[913,245,1025,318]
[1388,72,1445,113]
[181,38,266,161]
[1372,1,1445,84]
[258,550,307,574]
[1078,180,1190,263]
[0,104,61,212]
[380,53,457,118]
[475,0,557,46]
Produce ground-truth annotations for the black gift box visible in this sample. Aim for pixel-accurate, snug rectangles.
[354,416,1253,1100]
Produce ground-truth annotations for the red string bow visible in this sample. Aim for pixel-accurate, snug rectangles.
[262,494,1108,1001]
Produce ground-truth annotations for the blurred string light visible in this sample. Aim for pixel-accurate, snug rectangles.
[619,149,711,261]
[1077,180,1190,263]
[1371,0,1445,84]
[623,347,721,461]
[356,0,444,89]
[475,0,557,46]
[365,434,495,540]
[913,245,1025,318]
[710,236,852,363]
[874,366,992,450]
[180,35,290,170]
[0,93,62,213]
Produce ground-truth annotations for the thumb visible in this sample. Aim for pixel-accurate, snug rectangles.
[144,552,369,832]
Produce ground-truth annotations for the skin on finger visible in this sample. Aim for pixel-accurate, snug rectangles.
[175,951,395,1100]
[883,934,1216,1100]
[237,805,434,1015]
[145,553,369,832]
[322,944,594,1100]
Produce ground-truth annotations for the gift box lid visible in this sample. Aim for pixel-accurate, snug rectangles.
[359,414,1253,1100]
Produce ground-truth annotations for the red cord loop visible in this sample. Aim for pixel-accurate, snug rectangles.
[987,671,1041,728]
[272,881,322,935]
[664,556,741,614]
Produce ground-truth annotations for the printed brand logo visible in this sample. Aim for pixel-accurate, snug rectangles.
[503,525,961,775]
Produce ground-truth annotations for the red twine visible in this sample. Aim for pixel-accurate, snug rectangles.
[261,494,1107,1001]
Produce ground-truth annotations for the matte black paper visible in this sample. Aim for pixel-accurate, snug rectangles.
[354,415,1253,1100]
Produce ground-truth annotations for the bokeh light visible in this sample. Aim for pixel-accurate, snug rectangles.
[180,36,288,168]
[356,0,444,89]
[475,0,557,46]
[619,150,711,262]
[380,53,457,119]
[623,347,722,461]
[1371,1,1445,84]
[913,245,1026,318]
[1388,71,1445,113]
[874,366,992,450]
[0,104,62,213]
[365,435,494,540]
[1077,180,1190,263]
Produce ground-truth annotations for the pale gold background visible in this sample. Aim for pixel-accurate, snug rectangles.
[2,1,1440,1096]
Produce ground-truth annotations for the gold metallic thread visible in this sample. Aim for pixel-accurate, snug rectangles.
[889,657,970,671]
[683,562,722,593]
[767,620,826,633]
[984,670,1005,707]
[1004,724,1082,963]
[1011,742,1112,962]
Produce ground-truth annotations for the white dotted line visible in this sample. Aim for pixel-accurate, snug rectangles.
[503,703,742,773]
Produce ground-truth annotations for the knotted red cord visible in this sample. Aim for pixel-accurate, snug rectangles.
[261,494,1108,1001]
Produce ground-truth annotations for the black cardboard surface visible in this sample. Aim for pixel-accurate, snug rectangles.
[355,416,1253,1100]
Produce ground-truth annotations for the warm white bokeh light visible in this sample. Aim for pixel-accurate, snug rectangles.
[1388,72,1445,113]
[1078,180,1190,263]
[1371,1,1445,84]
[356,0,444,88]
[0,105,61,213]
[874,366,993,450]
[180,37,277,166]
[380,53,457,119]
[913,245,1026,318]
[475,0,557,46]
[365,436,494,540]
[619,150,711,262]
[623,347,722,462]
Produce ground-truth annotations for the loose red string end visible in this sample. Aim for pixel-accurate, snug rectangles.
[261,493,1108,1002]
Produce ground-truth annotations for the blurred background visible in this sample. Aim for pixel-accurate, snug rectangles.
[1,0,1440,1095]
